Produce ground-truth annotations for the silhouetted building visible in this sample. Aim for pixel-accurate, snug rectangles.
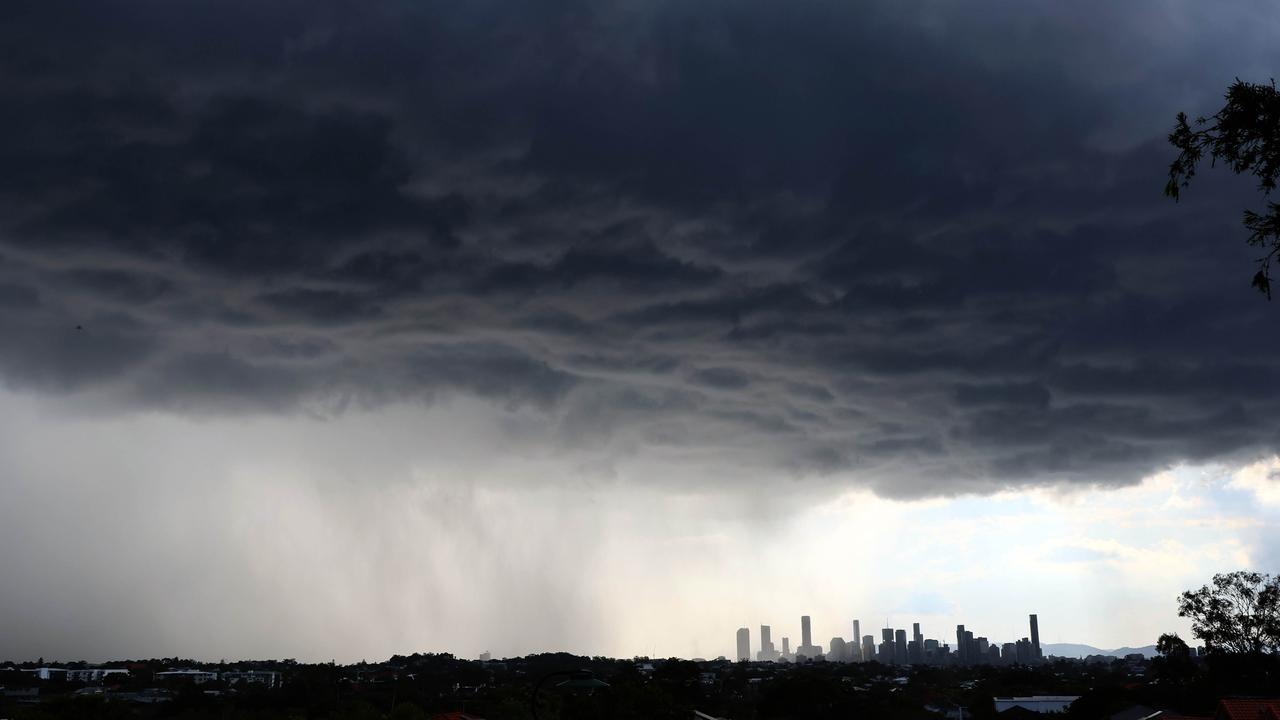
[736,627,750,662]
[851,620,862,661]
[862,635,875,664]
[796,615,822,660]
[956,625,966,664]
[1003,642,1018,664]
[1016,637,1033,663]
[1029,614,1042,662]
[758,624,779,661]
[828,637,847,662]
[895,629,908,664]
[782,637,790,660]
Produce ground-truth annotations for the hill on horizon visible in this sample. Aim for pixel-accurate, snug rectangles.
[1043,642,1158,659]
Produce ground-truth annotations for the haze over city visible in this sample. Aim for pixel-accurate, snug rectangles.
[4,0,1280,668]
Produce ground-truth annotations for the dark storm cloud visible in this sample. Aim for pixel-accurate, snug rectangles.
[4,0,1280,496]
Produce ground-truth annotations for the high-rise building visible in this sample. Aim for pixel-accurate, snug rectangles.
[1016,637,1032,664]
[829,637,847,662]
[782,637,791,659]
[852,620,862,661]
[736,627,750,662]
[796,615,822,660]
[862,635,875,664]
[1002,642,1018,664]
[895,629,908,664]
[913,622,922,646]
[1029,614,1041,662]
[956,625,966,664]
[758,625,779,661]
[881,629,895,664]
[987,643,1001,664]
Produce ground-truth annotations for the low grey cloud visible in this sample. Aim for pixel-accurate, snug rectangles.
[2,0,1280,502]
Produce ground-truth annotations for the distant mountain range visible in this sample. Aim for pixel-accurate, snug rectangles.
[1042,643,1158,659]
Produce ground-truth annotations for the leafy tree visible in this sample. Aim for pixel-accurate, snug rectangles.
[1177,571,1280,654]
[1156,632,1191,661]
[1167,79,1280,297]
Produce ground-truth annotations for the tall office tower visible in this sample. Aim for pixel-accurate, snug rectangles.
[782,637,791,658]
[795,615,823,660]
[736,627,751,662]
[862,635,875,664]
[976,637,989,660]
[1029,614,1041,662]
[758,625,779,661]
[911,622,924,664]
[852,620,862,661]
[964,630,975,662]
[895,629,908,664]
[829,637,847,662]
[1002,643,1018,665]
[881,628,895,664]
[987,644,1001,664]
[956,625,966,664]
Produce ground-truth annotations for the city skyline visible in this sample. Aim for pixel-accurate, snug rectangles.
[4,0,1280,667]
[736,613,1044,666]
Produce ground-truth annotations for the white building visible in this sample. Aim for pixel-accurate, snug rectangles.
[994,696,1081,714]
[156,669,218,684]
[67,668,129,683]
[222,670,280,688]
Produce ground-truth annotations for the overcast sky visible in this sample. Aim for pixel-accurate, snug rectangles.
[3,0,1280,662]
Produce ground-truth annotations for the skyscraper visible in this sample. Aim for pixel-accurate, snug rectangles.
[852,620,862,661]
[758,624,778,661]
[782,637,791,659]
[829,637,847,662]
[881,628,895,664]
[862,635,875,664]
[895,629,908,664]
[736,627,750,661]
[796,615,822,660]
[956,625,966,664]
[1029,614,1041,662]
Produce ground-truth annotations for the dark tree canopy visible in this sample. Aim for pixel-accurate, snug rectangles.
[1167,79,1280,297]
[1156,632,1190,660]
[1177,571,1280,655]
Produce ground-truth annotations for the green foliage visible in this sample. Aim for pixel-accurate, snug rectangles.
[1167,79,1280,297]
[1177,570,1280,655]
